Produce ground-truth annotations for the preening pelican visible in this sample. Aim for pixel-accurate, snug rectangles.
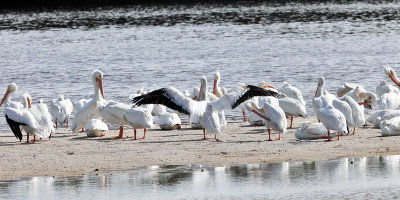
[158,112,181,130]
[278,96,307,128]
[336,83,362,97]
[25,95,55,140]
[85,119,108,137]
[132,81,279,140]
[295,121,329,140]
[244,100,287,141]
[50,94,73,129]
[0,84,52,143]
[313,96,347,141]
[279,81,305,106]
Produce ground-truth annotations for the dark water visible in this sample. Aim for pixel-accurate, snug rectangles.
[0,1,399,131]
[2,155,400,199]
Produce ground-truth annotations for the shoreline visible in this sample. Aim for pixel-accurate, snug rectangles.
[1,116,400,181]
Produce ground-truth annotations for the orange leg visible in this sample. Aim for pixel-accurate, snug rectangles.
[112,126,123,139]
[66,120,69,129]
[26,134,30,143]
[55,120,58,129]
[242,111,246,121]
[203,128,206,139]
[33,135,36,143]
[277,132,281,140]
[326,130,332,142]
[214,134,216,140]
[140,128,146,139]
[353,127,356,135]
[80,128,84,132]
[290,116,293,128]
[133,128,146,140]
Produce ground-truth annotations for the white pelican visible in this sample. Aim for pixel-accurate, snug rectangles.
[341,95,365,134]
[244,100,287,141]
[243,99,264,126]
[312,76,335,122]
[279,81,305,105]
[239,81,277,122]
[73,98,90,113]
[313,96,347,141]
[152,104,167,116]
[374,91,400,110]
[385,66,400,87]
[0,85,52,143]
[50,94,73,129]
[345,86,368,104]
[99,101,153,140]
[85,119,108,137]
[332,98,355,133]
[336,83,362,97]
[71,70,105,133]
[158,112,181,130]
[212,70,227,98]
[376,81,399,97]
[132,81,279,140]
[380,117,400,136]
[278,96,307,128]
[0,82,23,109]
[129,89,154,112]
[26,96,55,140]
[295,121,329,140]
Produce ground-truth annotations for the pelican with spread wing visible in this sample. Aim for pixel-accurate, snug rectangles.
[132,82,278,139]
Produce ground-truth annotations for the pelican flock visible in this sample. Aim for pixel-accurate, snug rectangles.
[2,66,400,144]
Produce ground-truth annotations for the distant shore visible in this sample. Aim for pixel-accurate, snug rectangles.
[1,116,399,181]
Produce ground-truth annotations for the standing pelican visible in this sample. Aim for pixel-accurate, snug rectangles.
[71,70,105,133]
[50,94,73,129]
[132,81,279,140]
[24,95,55,141]
[0,84,52,143]
[244,100,287,141]
[313,96,347,141]
[278,95,307,128]
[385,66,400,87]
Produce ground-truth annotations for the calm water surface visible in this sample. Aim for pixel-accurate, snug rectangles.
[0,1,399,131]
[1,155,400,199]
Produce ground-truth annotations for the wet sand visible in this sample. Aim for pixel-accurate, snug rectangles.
[1,116,399,181]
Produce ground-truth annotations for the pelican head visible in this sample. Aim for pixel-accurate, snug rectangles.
[315,76,325,97]
[23,93,32,108]
[92,70,104,99]
[380,80,388,86]
[384,66,400,87]
[198,76,207,100]
[258,81,278,90]
[213,70,220,94]
[58,94,64,101]
[0,82,17,107]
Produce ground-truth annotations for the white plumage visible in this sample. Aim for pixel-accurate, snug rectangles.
[132,78,279,140]
[0,82,23,109]
[85,119,108,137]
[295,121,329,140]
[278,96,307,128]
[313,96,348,141]
[158,112,182,130]
[376,81,399,97]
[73,98,90,113]
[50,94,73,129]
[380,117,400,136]
[279,81,305,106]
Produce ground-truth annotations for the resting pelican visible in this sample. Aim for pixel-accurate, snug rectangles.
[374,91,400,110]
[336,83,362,97]
[132,81,279,140]
[244,100,287,141]
[381,117,400,136]
[158,112,181,130]
[0,82,23,109]
[279,81,305,105]
[50,94,73,129]
[85,119,108,137]
[313,96,347,141]
[312,76,336,122]
[0,84,52,143]
[295,121,329,140]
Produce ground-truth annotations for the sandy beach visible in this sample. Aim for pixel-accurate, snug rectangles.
[1,116,399,181]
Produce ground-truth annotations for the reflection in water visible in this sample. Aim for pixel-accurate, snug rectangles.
[1,155,400,199]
